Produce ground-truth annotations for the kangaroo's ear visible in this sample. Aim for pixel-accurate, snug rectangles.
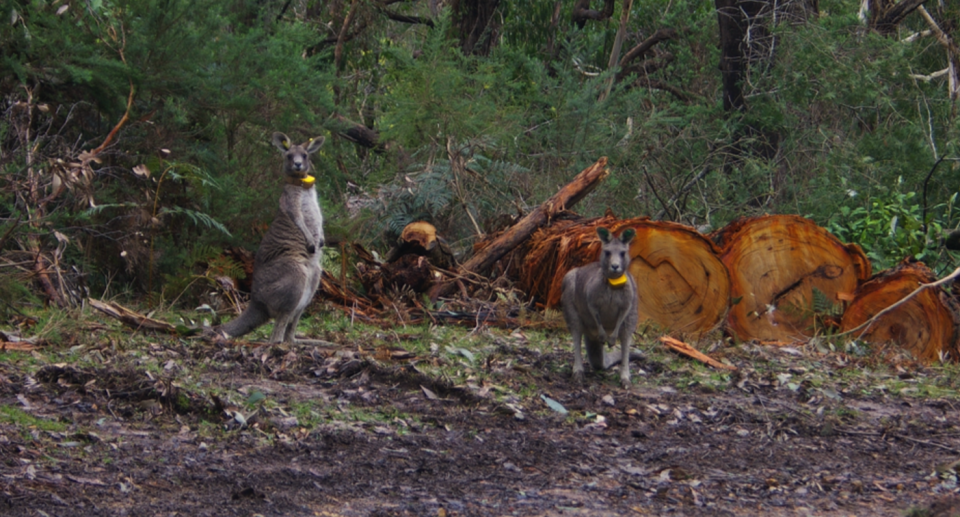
[272,132,291,152]
[305,136,325,154]
[596,227,612,243]
[620,228,636,244]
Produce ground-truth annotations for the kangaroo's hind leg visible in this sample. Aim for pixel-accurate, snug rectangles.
[281,309,305,344]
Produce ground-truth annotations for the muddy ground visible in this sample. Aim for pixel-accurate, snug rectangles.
[2,323,960,516]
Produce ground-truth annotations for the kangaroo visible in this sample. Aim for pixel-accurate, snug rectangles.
[220,132,325,344]
[561,227,638,388]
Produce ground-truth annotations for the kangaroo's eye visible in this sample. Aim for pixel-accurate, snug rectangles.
[621,252,626,260]
[604,251,610,257]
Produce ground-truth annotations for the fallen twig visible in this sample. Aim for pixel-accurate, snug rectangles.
[659,336,736,370]
[0,341,36,352]
[88,298,181,334]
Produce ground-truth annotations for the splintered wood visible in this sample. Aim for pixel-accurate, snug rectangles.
[659,336,735,370]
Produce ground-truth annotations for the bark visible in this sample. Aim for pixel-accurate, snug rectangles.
[572,0,616,28]
[871,0,927,35]
[714,215,872,342]
[451,0,502,55]
[715,0,748,112]
[428,157,610,300]
[332,114,381,150]
[380,7,435,27]
[840,259,959,364]
[617,28,678,78]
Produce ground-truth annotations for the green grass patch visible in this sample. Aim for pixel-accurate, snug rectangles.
[0,405,68,433]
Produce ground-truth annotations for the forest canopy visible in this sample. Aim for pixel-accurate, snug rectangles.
[0,0,957,307]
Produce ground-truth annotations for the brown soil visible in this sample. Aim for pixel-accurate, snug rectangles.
[1,331,959,516]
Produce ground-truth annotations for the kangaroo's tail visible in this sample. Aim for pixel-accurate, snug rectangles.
[220,301,270,339]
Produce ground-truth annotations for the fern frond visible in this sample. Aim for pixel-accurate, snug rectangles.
[159,206,232,237]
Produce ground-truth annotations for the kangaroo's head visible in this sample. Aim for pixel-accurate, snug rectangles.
[272,132,325,178]
[596,227,636,281]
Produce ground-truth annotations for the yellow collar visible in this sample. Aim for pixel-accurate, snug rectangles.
[285,175,316,189]
[608,274,628,287]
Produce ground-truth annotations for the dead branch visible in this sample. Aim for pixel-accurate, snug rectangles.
[572,0,615,28]
[379,7,435,27]
[873,0,928,35]
[600,0,633,101]
[0,342,36,352]
[332,114,382,150]
[90,80,134,156]
[618,28,678,71]
[88,298,182,334]
[428,157,609,300]
[916,5,960,56]
[659,336,736,370]
[632,78,692,102]
[335,0,361,72]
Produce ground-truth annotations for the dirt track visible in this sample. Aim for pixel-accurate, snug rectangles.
[2,328,960,516]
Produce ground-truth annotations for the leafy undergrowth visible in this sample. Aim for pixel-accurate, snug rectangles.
[1,302,960,516]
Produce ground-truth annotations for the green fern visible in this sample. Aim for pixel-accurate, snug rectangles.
[812,287,843,317]
[158,206,231,237]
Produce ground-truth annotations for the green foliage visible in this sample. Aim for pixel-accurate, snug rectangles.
[2,0,960,304]
[0,405,68,432]
[828,179,950,270]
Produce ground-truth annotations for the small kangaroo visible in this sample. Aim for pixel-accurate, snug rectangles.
[220,132,325,344]
[561,227,638,388]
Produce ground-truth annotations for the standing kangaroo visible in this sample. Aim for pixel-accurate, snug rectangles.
[561,227,638,388]
[220,132,325,344]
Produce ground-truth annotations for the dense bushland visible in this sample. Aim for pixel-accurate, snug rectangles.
[0,0,957,308]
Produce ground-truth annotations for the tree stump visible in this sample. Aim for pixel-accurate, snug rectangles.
[519,214,730,338]
[840,259,959,364]
[714,215,872,342]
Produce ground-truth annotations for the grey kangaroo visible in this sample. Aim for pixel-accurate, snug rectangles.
[220,132,325,344]
[561,227,638,388]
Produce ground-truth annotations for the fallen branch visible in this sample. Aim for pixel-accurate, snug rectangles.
[917,6,960,56]
[659,336,736,370]
[836,265,960,339]
[0,342,36,351]
[90,80,134,156]
[88,298,182,334]
[428,157,609,300]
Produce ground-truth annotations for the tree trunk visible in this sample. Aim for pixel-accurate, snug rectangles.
[714,215,872,342]
[451,0,502,55]
[428,157,610,300]
[840,259,958,364]
[715,0,748,113]
[870,0,927,35]
[518,215,731,338]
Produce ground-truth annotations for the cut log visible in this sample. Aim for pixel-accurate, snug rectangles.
[714,215,872,342]
[518,214,731,338]
[839,259,959,364]
[428,157,609,300]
